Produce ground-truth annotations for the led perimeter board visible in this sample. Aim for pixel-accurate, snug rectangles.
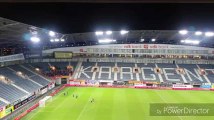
[54,51,73,59]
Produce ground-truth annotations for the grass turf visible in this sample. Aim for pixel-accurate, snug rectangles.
[22,87,214,120]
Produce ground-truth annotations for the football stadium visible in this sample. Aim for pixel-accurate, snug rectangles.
[1,2,214,120]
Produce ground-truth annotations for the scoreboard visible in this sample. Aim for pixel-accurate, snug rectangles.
[54,52,73,59]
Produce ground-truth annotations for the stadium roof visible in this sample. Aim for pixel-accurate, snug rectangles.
[0,17,64,47]
[0,17,214,48]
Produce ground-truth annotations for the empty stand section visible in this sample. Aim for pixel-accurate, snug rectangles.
[74,62,214,83]
[0,67,41,93]
[0,82,27,103]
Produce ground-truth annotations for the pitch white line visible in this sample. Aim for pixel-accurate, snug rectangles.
[155,90,183,120]
[75,93,94,120]
[28,88,70,120]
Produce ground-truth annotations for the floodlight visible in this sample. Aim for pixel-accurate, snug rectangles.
[192,41,200,45]
[179,30,188,35]
[140,38,144,42]
[151,38,156,42]
[180,40,185,43]
[205,32,214,37]
[17,71,22,75]
[120,30,129,35]
[106,31,112,35]
[49,31,55,37]
[98,38,116,43]
[195,31,202,36]
[30,37,40,43]
[184,40,192,44]
[50,66,56,71]
[181,39,200,45]
[50,39,54,42]
[54,39,59,42]
[95,31,103,36]
[0,75,5,79]
[35,68,40,71]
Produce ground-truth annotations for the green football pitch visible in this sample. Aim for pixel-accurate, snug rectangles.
[22,87,214,120]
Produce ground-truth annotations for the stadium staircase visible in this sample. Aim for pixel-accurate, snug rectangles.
[72,61,83,79]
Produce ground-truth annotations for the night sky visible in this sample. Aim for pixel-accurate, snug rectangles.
[1,3,214,33]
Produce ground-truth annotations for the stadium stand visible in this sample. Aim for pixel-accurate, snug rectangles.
[77,62,96,80]
[28,62,50,71]
[137,63,160,82]
[26,62,77,78]
[9,65,50,86]
[0,82,27,103]
[96,62,115,80]
[0,67,41,93]
[73,62,214,83]
[117,62,136,81]
[0,63,56,109]
[198,64,214,83]
[157,63,181,83]
[1,61,210,85]
[0,100,6,107]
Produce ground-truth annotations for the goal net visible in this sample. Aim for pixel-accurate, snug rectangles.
[39,96,52,107]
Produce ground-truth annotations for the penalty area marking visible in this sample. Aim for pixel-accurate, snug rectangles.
[28,88,71,120]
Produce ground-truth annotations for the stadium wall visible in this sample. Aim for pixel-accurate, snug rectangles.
[25,58,214,64]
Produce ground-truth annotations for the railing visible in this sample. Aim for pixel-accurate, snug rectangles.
[0,57,214,68]
[25,57,214,64]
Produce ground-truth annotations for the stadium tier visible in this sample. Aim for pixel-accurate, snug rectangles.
[72,62,214,83]
[0,62,78,109]
[28,62,77,77]
[0,82,27,104]
[1,61,213,109]
[0,100,6,108]
[9,65,50,86]
[7,61,212,84]
[0,67,41,93]
[0,65,52,109]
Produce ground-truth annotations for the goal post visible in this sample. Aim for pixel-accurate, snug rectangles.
[39,96,52,107]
